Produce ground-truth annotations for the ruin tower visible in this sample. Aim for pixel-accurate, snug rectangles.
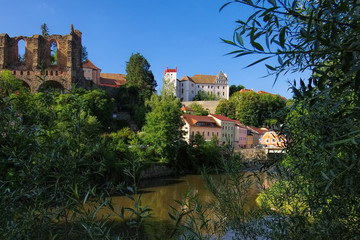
[0,25,85,92]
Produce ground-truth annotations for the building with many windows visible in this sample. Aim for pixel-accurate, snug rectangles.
[182,114,222,143]
[164,67,229,101]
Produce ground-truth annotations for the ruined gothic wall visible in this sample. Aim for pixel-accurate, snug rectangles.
[0,27,84,92]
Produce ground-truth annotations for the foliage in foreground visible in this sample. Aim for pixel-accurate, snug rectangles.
[220,0,360,238]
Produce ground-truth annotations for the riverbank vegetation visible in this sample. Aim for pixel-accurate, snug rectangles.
[0,66,234,238]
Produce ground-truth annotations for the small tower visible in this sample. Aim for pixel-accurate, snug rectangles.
[164,66,178,96]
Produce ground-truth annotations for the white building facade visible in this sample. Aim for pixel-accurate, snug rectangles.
[164,67,229,101]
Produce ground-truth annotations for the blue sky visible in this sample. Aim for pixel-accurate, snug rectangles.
[0,0,309,99]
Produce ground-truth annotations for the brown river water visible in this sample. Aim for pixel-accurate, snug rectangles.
[97,173,265,239]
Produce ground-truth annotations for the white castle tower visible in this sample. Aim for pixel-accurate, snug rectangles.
[164,66,178,96]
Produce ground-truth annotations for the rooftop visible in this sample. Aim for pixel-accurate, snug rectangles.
[99,73,126,88]
[82,59,101,70]
[209,114,237,122]
[182,114,220,127]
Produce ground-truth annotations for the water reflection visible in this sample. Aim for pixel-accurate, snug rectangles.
[103,173,263,238]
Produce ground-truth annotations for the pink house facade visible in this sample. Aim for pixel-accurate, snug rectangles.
[182,114,221,143]
[234,120,247,149]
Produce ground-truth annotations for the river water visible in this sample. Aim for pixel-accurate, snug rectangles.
[103,173,263,239]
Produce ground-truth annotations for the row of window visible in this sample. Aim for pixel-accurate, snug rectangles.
[222,133,233,139]
[264,138,282,143]
[222,125,233,130]
[191,131,219,137]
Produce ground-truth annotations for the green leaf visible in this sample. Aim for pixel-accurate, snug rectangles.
[221,38,237,46]
[235,51,253,57]
[321,172,330,180]
[245,56,272,68]
[246,0,254,5]
[265,64,276,70]
[267,0,276,7]
[219,2,231,12]
[236,32,244,46]
[252,41,264,51]
[292,0,297,10]
[279,27,286,48]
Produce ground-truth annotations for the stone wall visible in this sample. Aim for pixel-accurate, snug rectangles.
[0,25,84,92]
[181,100,220,114]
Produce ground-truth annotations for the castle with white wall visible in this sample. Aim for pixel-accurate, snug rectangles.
[164,67,229,101]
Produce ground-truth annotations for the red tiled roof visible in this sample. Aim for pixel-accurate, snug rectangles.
[99,73,126,88]
[209,114,237,122]
[82,59,101,70]
[248,126,268,135]
[234,120,246,127]
[257,90,287,101]
[164,66,177,75]
[239,89,254,93]
[182,114,220,127]
[179,75,192,82]
[190,74,217,84]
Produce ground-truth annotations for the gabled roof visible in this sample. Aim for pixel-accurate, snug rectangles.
[99,73,126,88]
[247,126,268,135]
[190,74,217,84]
[235,120,247,128]
[209,114,237,122]
[82,59,101,70]
[179,75,193,82]
[182,114,220,127]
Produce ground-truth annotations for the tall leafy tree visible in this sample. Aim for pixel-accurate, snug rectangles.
[221,0,360,237]
[125,53,157,99]
[215,99,235,119]
[142,92,183,163]
[229,84,245,96]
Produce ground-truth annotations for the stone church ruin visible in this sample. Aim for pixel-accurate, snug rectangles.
[0,25,85,92]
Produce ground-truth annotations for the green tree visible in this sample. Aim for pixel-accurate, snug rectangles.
[221,0,360,237]
[142,93,184,163]
[229,84,245,96]
[125,53,157,100]
[215,99,235,119]
[230,90,261,126]
[41,23,49,36]
[193,91,220,101]
[82,45,88,62]
[189,102,208,116]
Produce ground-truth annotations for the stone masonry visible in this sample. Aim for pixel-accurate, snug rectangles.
[0,25,85,92]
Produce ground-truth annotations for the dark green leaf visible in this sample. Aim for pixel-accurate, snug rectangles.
[252,41,264,51]
[245,56,272,68]
[221,38,237,46]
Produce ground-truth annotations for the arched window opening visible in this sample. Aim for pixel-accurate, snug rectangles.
[18,39,26,63]
[38,80,64,93]
[50,41,58,65]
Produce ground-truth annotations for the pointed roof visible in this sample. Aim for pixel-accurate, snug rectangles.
[247,126,268,135]
[209,114,237,122]
[82,59,101,70]
[234,120,247,128]
[179,75,193,82]
[182,114,220,127]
